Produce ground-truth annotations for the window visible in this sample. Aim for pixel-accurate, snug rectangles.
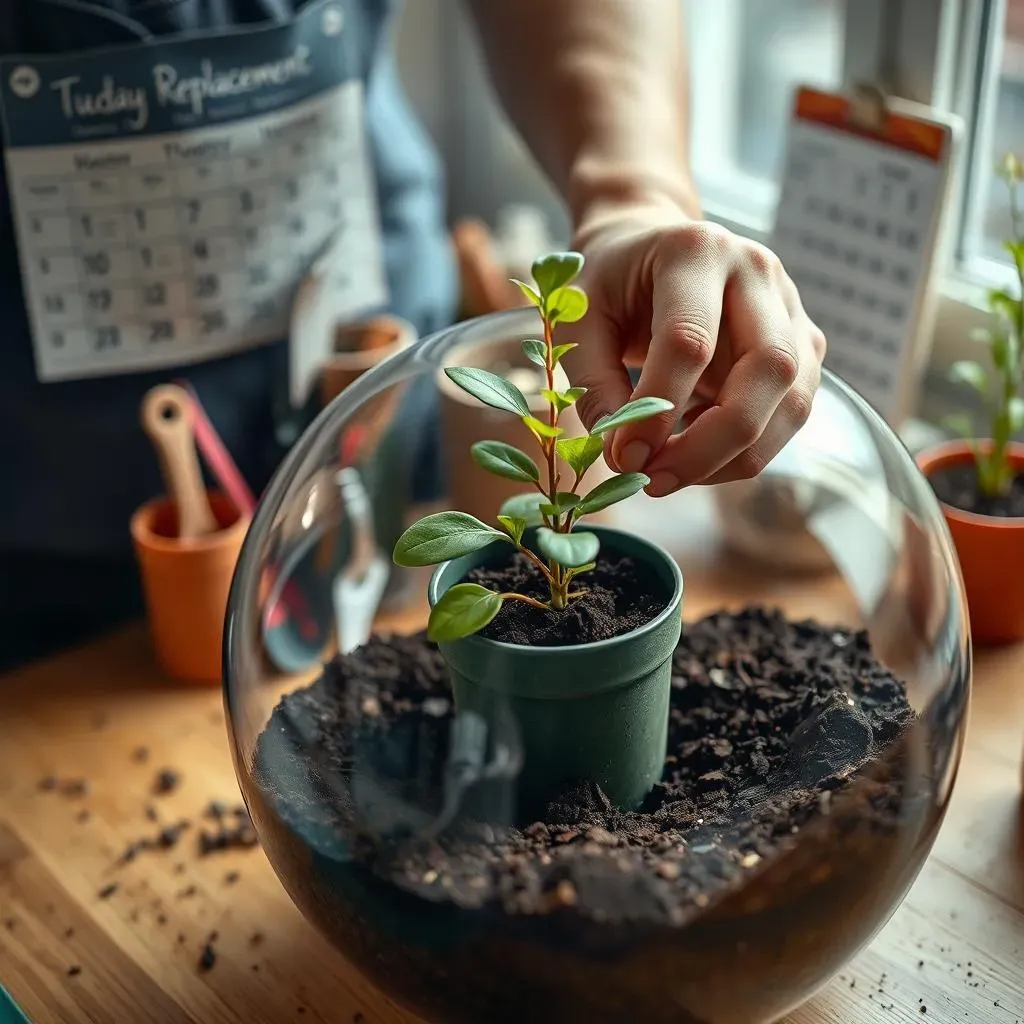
[684,0,847,229]
[958,0,1024,271]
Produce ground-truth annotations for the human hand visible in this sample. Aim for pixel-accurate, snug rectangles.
[563,202,826,496]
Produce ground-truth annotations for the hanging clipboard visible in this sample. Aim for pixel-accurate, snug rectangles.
[769,84,962,426]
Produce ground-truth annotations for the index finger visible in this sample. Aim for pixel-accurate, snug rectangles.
[610,243,728,474]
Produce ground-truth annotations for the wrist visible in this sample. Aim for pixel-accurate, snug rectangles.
[567,160,703,240]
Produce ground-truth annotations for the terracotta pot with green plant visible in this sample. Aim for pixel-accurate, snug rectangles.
[393,251,684,821]
[918,155,1024,644]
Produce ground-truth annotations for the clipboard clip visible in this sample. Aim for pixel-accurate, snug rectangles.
[847,82,889,132]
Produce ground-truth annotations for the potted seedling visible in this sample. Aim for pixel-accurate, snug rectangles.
[393,251,684,819]
[918,155,1024,643]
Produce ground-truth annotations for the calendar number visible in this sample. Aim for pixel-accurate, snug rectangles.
[43,294,65,314]
[195,274,220,299]
[254,298,277,320]
[149,320,175,343]
[249,264,269,286]
[83,251,111,276]
[87,288,112,312]
[193,239,209,261]
[94,325,120,350]
[186,199,201,224]
[50,330,65,348]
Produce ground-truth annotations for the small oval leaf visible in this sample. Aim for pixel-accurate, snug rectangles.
[523,415,564,440]
[539,492,581,517]
[535,527,600,568]
[471,440,540,483]
[547,285,589,325]
[428,584,503,642]
[591,397,676,435]
[497,514,526,545]
[522,339,547,368]
[531,251,584,298]
[511,278,542,307]
[500,492,547,526]
[556,435,605,477]
[947,360,987,394]
[576,472,650,515]
[393,511,506,567]
[444,367,531,417]
[550,342,577,365]
[1009,396,1024,434]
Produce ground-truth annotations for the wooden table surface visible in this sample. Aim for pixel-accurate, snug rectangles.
[1,577,1023,1023]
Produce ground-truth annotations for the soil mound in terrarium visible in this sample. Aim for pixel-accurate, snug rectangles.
[253,608,923,928]
[466,550,666,646]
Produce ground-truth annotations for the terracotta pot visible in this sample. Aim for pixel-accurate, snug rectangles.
[131,490,250,684]
[319,314,416,408]
[437,337,611,524]
[917,439,1024,644]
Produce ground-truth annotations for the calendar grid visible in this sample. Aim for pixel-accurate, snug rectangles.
[3,79,385,381]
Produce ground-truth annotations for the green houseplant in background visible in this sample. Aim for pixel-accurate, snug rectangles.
[917,153,1024,643]
[941,153,1024,495]
[394,252,685,818]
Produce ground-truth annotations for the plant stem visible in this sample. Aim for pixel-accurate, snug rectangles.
[503,592,551,611]
[516,541,557,585]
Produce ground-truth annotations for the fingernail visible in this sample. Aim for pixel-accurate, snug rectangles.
[647,472,679,497]
[619,441,651,473]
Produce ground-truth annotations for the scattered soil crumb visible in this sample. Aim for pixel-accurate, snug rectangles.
[97,883,118,900]
[153,769,180,795]
[198,942,217,973]
[224,871,240,885]
[131,747,150,764]
[67,965,82,977]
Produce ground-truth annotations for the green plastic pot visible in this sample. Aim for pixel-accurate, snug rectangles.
[427,525,684,822]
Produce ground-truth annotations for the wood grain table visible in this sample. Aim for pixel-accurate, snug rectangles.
[1,576,1023,1023]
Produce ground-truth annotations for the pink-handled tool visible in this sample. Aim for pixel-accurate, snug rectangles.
[174,379,257,516]
[173,379,318,639]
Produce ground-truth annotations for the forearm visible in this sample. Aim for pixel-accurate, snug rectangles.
[464,0,701,231]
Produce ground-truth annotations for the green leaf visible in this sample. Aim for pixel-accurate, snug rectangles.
[566,561,596,580]
[541,386,587,412]
[947,359,987,394]
[470,440,540,483]
[444,367,531,417]
[546,285,589,325]
[511,278,542,307]
[591,397,676,435]
[497,514,526,545]
[941,412,975,440]
[522,415,564,440]
[576,472,650,516]
[992,330,1011,371]
[1004,239,1024,267]
[522,339,547,368]
[988,287,1019,324]
[531,251,584,298]
[499,492,547,526]
[393,512,507,567]
[550,343,577,365]
[428,584,504,642]
[539,492,581,517]
[556,435,605,477]
[1009,396,1024,434]
[535,527,600,569]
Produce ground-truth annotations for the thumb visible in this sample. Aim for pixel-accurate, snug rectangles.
[561,314,633,464]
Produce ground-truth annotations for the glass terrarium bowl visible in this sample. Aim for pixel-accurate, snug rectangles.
[224,308,971,1024]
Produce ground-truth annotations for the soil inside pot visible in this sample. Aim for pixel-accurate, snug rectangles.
[929,460,1024,517]
[255,608,922,931]
[464,550,667,646]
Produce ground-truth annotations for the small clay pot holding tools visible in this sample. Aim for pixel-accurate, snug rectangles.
[132,383,250,684]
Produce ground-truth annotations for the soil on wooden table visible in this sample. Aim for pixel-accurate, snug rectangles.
[466,550,667,646]
[250,607,938,1024]
[929,461,1024,517]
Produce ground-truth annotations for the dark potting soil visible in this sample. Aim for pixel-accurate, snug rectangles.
[465,550,667,646]
[254,608,921,930]
[929,461,1024,517]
